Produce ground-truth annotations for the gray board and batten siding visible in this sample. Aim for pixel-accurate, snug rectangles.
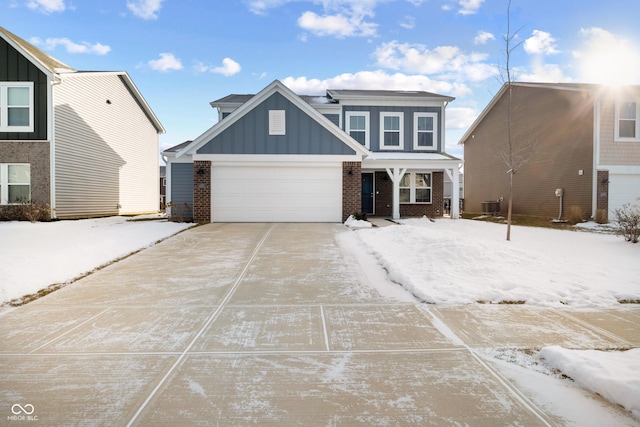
[0,36,48,140]
[197,92,356,155]
[342,105,443,152]
[170,163,194,219]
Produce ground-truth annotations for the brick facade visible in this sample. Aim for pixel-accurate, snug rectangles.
[597,170,609,220]
[374,170,444,218]
[0,141,51,218]
[342,161,361,221]
[193,160,211,223]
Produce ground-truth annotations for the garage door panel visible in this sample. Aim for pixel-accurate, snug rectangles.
[212,165,342,222]
[609,174,640,214]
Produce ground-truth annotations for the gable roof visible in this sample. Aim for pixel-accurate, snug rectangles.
[172,79,370,158]
[327,89,455,103]
[0,25,74,75]
[1,26,164,135]
[458,82,605,146]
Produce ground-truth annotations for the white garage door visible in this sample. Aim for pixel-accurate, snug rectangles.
[211,164,342,222]
[609,174,640,214]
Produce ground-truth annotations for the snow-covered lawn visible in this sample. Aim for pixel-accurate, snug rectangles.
[354,218,640,307]
[0,215,193,304]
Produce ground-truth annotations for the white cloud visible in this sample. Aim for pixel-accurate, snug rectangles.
[246,0,292,15]
[147,53,183,72]
[524,30,560,55]
[282,70,471,98]
[400,15,415,30]
[573,27,640,85]
[30,37,111,55]
[26,0,65,13]
[194,58,242,76]
[458,0,484,15]
[373,40,498,82]
[298,10,377,38]
[474,31,494,45]
[446,107,478,130]
[127,0,164,20]
[516,62,570,83]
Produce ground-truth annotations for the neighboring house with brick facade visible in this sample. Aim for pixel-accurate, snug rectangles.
[0,26,164,219]
[461,82,640,221]
[162,79,462,223]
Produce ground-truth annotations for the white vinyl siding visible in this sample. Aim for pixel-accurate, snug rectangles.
[0,82,34,133]
[54,74,159,218]
[211,164,341,222]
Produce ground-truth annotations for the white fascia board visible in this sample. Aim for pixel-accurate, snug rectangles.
[176,80,370,159]
[193,154,360,165]
[458,83,508,145]
[598,165,640,174]
[362,158,462,170]
[0,32,57,78]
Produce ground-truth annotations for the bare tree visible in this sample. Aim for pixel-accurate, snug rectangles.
[500,0,525,241]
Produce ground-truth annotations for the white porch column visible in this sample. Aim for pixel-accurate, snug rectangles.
[444,167,461,219]
[385,167,407,220]
[451,166,460,219]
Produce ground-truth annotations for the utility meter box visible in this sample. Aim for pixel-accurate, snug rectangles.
[555,188,563,197]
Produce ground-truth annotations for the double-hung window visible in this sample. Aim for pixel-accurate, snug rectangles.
[0,163,31,204]
[399,172,431,203]
[380,112,403,149]
[615,101,640,141]
[0,82,34,133]
[414,112,437,150]
[346,111,370,148]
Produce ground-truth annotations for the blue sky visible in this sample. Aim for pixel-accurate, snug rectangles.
[4,0,640,159]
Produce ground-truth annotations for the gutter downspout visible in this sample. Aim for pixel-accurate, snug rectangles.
[592,96,600,219]
[49,75,61,219]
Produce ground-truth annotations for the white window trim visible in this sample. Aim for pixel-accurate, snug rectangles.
[269,110,286,135]
[413,112,438,150]
[0,82,34,133]
[380,112,404,150]
[399,171,432,204]
[0,163,31,205]
[345,111,370,148]
[614,100,640,142]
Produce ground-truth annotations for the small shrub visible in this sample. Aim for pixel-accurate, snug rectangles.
[614,203,640,243]
[0,200,51,222]
[567,205,584,225]
[595,209,608,224]
[167,201,192,223]
[352,211,367,221]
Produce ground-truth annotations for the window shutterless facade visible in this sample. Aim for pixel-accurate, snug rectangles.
[0,82,34,133]
[414,112,437,150]
[380,112,404,149]
[0,163,31,204]
[399,172,431,203]
[615,100,639,141]
[345,111,370,148]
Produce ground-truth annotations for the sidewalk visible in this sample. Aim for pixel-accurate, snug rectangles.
[1,223,637,426]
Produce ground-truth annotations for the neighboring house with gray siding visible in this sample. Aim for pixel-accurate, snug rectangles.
[0,26,164,219]
[162,79,462,223]
[461,82,640,220]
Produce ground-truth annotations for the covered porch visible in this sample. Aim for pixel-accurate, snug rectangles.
[361,153,462,220]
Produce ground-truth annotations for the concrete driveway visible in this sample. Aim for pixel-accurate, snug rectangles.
[1,223,638,426]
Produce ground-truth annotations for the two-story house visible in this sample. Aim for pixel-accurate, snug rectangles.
[461,82,640,221]
[0,26,164,219]
[162,79,462,223]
